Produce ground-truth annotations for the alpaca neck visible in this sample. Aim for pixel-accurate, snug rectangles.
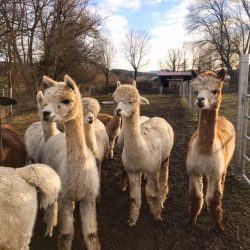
[123,108,141,149]
[42,121,58,142]
[84,123,98,158]
[64,105,88,165]
[110,115,121,130]
[197,108,218,154]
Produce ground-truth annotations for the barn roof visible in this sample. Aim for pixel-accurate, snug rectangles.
[157,71,192,77]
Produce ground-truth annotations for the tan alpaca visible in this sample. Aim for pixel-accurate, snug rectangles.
[97,113,121,159]
[186,69,235,230]
[24,90,60,163]
[112,81,174,226]
[40,75,100,250]
[0,163,61,249]
[82,97,109,180]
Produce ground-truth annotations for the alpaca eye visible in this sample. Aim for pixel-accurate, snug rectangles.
[129,101,133,104]
[194,91,198,95]
[211,90,218,95]
[62,99,71,104]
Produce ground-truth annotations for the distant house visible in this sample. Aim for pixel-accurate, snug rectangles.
[157,71,192,93]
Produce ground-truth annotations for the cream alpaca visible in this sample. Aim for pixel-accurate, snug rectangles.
[113,81,174,226]
[24,89,60,163]
[186,69,235,230]
[0,163,61,249]
[41,75,100,250]
[82,97,109,179]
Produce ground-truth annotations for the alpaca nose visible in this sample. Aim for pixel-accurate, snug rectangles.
[116,108,122,116]
[88,117,94,123]
[42,110,51,121]
[197,97,205,103]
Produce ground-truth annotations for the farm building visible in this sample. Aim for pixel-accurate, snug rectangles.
[157,71,192,93]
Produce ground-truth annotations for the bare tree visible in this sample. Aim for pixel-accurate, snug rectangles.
[99,39,116,86]
[186,0,250,76]
[121,29,151,80]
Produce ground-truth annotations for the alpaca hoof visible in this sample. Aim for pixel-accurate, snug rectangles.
[127,219,136,227]
[215,223,224,233]
[153,214,163,222]
[186,217,197,227]
[44,227,53,237]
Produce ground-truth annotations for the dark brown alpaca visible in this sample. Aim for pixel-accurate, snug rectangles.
[0,124,27,167]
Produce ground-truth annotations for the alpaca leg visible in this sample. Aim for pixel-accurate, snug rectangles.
[188,175,203,225]
[79,199,100,250]
[159,157,169,207]
[44,200,58,237]
[127,171,142,226]
[146,172,162,221]
[120,168,128,191]
[206,176,224,230]
[109,138,115,159]
[58,199,74,250]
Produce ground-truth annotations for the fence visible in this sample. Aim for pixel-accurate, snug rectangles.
[179,55,250,185]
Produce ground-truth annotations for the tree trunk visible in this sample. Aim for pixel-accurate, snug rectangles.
[134,69,138,80]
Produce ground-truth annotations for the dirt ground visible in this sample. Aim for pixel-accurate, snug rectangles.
[7,93,250,250]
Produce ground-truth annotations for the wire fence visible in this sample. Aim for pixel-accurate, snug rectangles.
[179,55,250,185]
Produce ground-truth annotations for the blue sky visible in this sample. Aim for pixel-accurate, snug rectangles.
[95,0,190,71]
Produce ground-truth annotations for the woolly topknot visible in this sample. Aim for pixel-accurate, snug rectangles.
[82,97,100,118]
[112,85,139,103]
[192,71,223,92]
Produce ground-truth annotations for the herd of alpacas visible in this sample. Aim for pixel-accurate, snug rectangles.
[0,68,236,250]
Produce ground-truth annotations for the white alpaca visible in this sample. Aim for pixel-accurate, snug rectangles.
[82,97,109,178]
[97,112,121,159]
[41,75,100,250]
[186,69,235,230]
[0,163,61,249]
[112,81,174,226]
[24,90,60,163]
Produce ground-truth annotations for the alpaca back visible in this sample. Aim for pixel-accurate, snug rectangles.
[0,164,60,249]
[1,124,26,167]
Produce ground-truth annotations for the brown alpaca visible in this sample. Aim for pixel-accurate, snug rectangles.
[97,113,121,159]
[186,69,235,230]
[0,124,27,167]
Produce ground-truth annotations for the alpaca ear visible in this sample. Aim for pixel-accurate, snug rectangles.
[132,80,137,87]
[64,74,77,90]
[191,70,198,79]
[117,81,121,88]
[217,68,226,81]
[140,96,149,105]
[37,91,44,105]
[42,75,57,87]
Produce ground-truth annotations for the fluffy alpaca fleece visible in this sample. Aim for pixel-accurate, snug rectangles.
[0,163,61,249]
[41,75,100,250]
[113,81,174,226]
[186,69,235,230]
[117,115,150,191]
[82,97,109,179]
[97,112,121,159]
[24,91,60,163]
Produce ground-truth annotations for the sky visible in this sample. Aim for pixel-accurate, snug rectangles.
[95,0,190,72]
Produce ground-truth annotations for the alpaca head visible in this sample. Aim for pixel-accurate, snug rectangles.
[112,80,149,117]
[191,68,225,110]
[40,75,82,122]
[82,97,100,124]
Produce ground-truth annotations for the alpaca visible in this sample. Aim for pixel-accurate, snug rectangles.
[82,97,109,179]
[0,163,61,249]
[112,81,174,226]
[117,116,150,191]
[24,90,60,163]
[41,75,100,250]
[186,69,235,230]
[0,124,27,167]
[97,112,121,159]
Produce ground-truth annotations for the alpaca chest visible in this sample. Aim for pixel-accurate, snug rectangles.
[186,145,225,177]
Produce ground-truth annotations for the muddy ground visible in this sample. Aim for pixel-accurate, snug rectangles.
[8,94,250,250]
